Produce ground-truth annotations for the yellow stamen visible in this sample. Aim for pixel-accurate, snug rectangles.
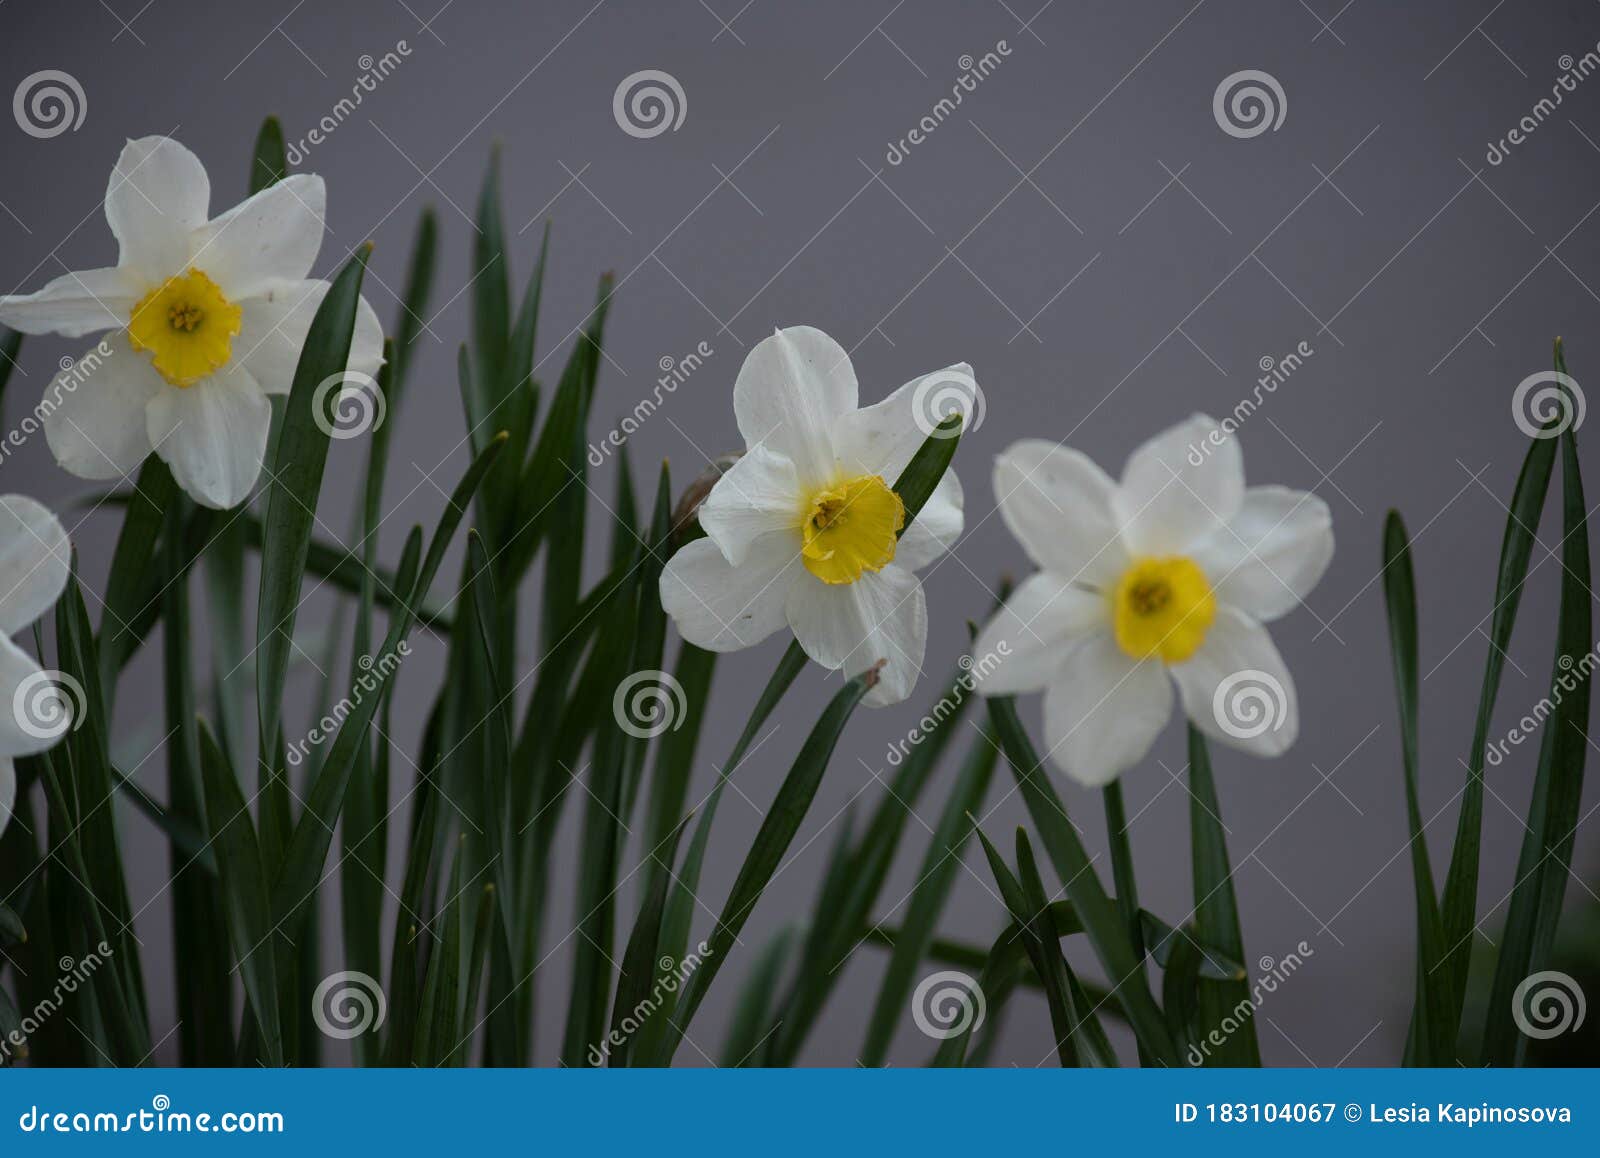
[800,474,905,585]
[127,269,241,387]
[1111,556,1215,663]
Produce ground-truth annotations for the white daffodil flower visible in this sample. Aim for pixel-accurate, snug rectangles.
[974,415,1334,786]
[0,495,72,839]
[660,326,969,708]
[0,135,382,509]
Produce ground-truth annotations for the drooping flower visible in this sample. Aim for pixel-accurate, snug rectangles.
[0,136,382,508]
[973,415,1334,786]
[0,495,72,838]
[659,326,969,707]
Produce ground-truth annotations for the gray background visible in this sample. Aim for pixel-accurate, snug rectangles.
[2,0,1598,1066]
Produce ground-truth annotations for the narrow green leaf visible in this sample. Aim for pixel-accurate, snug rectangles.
[607,814,690,1066]
[249,115,288,193]
[721,927,797,1067]
[95,456,177,709]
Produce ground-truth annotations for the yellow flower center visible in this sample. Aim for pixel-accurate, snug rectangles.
[1111,556,1216,663]
[127,269,241,387]
[799,474,905,585]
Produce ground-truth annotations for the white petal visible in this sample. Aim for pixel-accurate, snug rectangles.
[1042,631,1173,787]
[235,279,383,394]
[42,334,161,481]
[1194,486,1334,622]
[785,564,926,707]
[1114,414,1243,556]
[831,362,976,482]
[0,495,70,636]
[0,266,140,337]
[0,756,14,840]
[894,470,963,571]
[0,632,56,758]
[993,439,1126,588]
[972,572,1106,695]
[734,326,858,487]
[146,362,271,509]
[105,136,210,279]
[191,175,327,300]
[660,533,801,652]
[1169,605,1298,758]
[697,445,802,566]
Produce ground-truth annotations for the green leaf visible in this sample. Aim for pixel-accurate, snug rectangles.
[721,926,797,1067]
[471,148,511,411]
[985,695,1178,1063]
[198,722,282,1064]
[607,814,691,1066]
[891,413,962,527]
[95,456,177,709]
[249,115,288,193]
[390,207,438,400]
[0,328,21,412]
[640,642,716,902]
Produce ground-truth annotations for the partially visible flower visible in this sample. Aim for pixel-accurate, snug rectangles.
[0,135,382,508]
[659,326,969,707]
[0,495,71,839]
[974,415,1334,786]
